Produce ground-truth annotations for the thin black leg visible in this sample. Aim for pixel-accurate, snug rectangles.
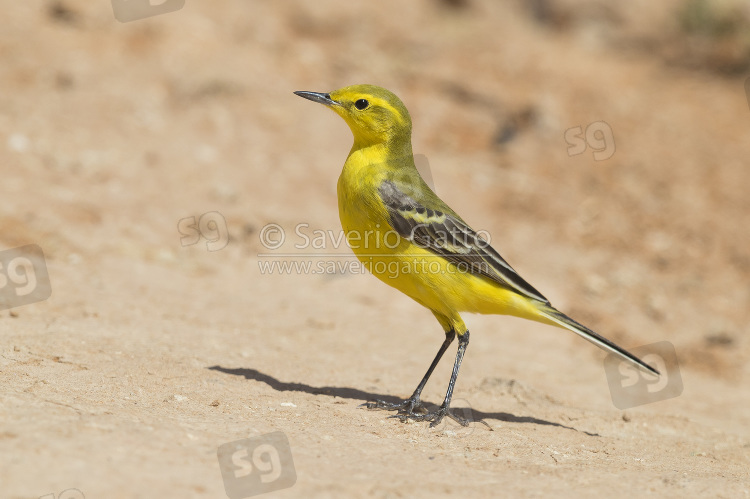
[409,329,456,402]
[439,330,469,419]
[392,330,471,427]
[363,329,456,414]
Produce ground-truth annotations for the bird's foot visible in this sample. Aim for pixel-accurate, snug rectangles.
[390,404,471,428]
[362,396,474,428]
[361,395,426,415]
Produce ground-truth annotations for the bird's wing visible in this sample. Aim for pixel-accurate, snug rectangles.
[378,180,550,304]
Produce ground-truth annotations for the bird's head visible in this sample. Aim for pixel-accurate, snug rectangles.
[295,84,412,152]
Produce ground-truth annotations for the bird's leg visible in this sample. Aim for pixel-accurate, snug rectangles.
[393,330,471,427]
[363,329,456,415]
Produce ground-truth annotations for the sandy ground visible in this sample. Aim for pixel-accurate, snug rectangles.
[2,1,750,498]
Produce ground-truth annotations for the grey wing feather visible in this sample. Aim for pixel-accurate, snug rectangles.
[379,180,550,304]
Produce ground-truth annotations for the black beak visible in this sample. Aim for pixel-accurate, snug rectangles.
[294,91,338,106]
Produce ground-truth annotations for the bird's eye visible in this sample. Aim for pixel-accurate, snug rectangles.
[354,99,369,110]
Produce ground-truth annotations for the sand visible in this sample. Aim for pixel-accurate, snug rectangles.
[2,1,749,497]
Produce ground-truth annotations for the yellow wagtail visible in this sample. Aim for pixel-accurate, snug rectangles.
[295,84,658,427]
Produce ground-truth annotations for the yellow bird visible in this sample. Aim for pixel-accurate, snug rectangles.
[295,84,658,427]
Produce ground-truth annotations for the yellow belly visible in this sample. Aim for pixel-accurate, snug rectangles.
[337,179,541,328]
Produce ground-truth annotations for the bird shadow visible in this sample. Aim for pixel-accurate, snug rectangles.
[207,366,600,437]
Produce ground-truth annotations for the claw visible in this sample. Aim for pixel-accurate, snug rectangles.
[361,397,425,414]
[364,397,476,428]
[392,406,471,427]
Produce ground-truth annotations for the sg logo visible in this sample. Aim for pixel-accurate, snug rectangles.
[39,489,85,499]
[564,121,616,161]
[217,432,297,498]
[604,341,683,410]
[178,211,229,252]
[0,244,52,311]
[111,0,185,23]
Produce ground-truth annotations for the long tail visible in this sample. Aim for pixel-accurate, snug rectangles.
[537,306,660,376]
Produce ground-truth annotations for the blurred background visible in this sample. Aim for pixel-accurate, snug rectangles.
[2,1,749,497]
